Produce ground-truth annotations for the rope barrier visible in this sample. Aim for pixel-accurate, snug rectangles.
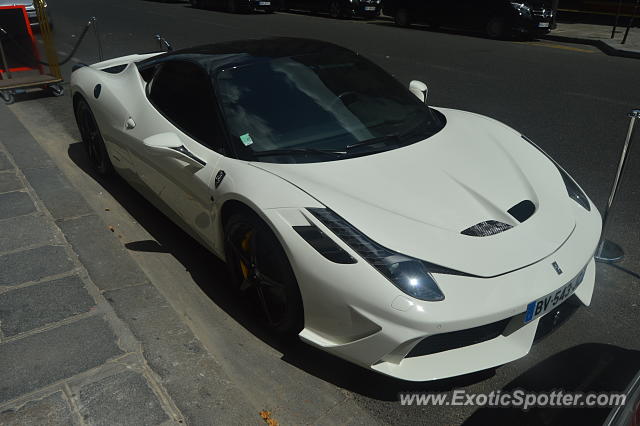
[0,16,102,67]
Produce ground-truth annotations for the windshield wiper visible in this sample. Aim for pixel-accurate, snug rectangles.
[345,117,431,152]
[345,134,400,151]
[251,148,346,158]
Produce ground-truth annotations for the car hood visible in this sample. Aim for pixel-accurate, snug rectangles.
[253,108,576,277]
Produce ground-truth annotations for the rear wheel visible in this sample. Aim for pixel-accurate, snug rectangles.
[224,210,304,336]
[395,7,411,27]
[227,0,238,13]
[486,16,505,38]
[74,98,113,176]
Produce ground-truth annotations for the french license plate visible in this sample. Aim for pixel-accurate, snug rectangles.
[259,1,271,5]
[538,22,550,28]
[364,6,376,11]
[524,272,583,323]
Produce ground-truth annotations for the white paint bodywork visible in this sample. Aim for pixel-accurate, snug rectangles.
[70,54,602,381]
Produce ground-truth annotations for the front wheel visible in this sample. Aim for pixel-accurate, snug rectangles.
[224,211,304,336]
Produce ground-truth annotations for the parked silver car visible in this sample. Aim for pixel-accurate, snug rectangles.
[0,0,53,30]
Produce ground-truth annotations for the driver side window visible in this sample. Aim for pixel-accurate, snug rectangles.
[148,60,224,153]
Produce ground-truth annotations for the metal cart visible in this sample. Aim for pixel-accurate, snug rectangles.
[0,0,62,105]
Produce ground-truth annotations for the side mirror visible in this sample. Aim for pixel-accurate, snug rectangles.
[154,34,173,52]
[409,80,428,103]
[143,132,206,167]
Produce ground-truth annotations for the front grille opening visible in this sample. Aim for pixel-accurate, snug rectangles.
[406,318,511,358]
[508,200,536,223]
[461,220,512,237]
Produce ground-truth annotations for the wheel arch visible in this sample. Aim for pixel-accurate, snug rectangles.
[217,197,289,262]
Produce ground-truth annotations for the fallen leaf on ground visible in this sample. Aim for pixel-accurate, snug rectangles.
[259,410,279,426]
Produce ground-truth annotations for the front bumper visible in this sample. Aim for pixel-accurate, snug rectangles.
[266,198,601,381]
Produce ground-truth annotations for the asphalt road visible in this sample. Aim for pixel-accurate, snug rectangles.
[7,1,640,424]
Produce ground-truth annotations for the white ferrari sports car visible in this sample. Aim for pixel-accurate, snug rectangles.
[70,38,602,381]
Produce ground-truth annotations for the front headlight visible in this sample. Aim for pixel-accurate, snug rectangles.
[522,135,591,211]
[510,2,531,16]
[308,208,459,301]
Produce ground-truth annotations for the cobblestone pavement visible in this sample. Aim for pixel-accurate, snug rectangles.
[0,105,260,425]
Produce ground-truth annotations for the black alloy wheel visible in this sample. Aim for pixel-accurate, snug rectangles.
[224,211,304,336]
[75,98,113,176]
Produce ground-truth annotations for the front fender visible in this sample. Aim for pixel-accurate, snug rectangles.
[210,158,325,257]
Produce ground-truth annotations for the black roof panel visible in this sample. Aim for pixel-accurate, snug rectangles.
[138,37,355,75]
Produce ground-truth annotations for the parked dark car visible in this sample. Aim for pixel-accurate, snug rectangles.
[382,0,554,38]
[281,0,381,19]
[190,0,275,13]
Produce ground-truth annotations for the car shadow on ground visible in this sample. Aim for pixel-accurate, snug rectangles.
[67,140,498,400]
[368,21,537,42]
[464,343,640,426]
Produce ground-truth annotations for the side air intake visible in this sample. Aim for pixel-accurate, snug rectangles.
[461,220,512,237]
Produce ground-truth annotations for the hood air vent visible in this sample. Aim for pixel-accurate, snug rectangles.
[508,200,536,223]
[461,220,512,237]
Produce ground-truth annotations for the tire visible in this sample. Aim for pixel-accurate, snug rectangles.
[190,0,202,8]
[486,16,505,39]
[329,0,343,19]
[0,90,14,105]
[395,7,411,27]
[227,0,238,13]
[224,210,304,336]
[50,84,64,97]
[74,98,113,176]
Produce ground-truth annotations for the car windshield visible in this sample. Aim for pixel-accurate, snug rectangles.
[215,51,445,163]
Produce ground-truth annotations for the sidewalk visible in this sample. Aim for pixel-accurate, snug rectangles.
[0,105,260,425]
[546,21,640,58]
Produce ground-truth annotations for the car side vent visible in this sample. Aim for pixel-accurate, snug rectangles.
[461,220,512,237]
[102,64,127,74]
[508,200,536,223]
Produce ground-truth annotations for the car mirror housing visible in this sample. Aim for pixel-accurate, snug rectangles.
[409,80,428,103]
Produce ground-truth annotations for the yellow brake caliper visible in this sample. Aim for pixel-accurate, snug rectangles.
[239,230,253,279]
